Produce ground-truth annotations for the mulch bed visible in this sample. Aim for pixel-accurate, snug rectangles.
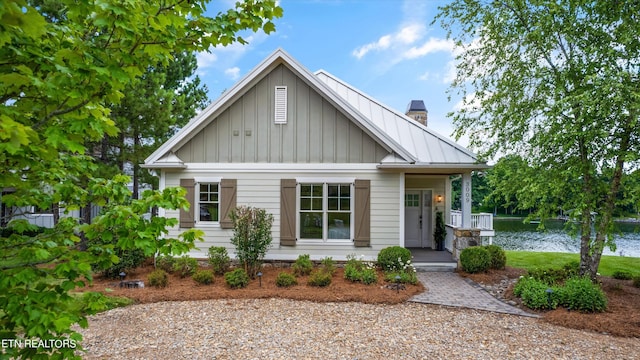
[464,267,640,338]
[83,264,425,305]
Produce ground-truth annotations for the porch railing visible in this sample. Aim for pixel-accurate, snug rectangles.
[449,210,494,230]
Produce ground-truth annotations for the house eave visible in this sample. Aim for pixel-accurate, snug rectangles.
[140,163,187,169]
[377,162,491,173]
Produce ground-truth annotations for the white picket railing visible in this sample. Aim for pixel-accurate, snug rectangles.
[449,210,493,230]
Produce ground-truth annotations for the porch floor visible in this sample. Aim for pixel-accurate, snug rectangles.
[407,248,457,272]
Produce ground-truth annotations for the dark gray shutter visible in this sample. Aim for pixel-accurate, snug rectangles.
[280,179,297,246]
[179,179,195,228]
[219,179,237,229]
[354,179,371,247]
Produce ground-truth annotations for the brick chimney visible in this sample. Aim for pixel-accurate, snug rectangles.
[405,100,428,126]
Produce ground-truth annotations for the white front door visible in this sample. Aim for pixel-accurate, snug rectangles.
[404,190,433,248]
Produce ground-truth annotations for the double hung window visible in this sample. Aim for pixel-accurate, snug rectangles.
[299,182,352,241]
[198,182,219,223]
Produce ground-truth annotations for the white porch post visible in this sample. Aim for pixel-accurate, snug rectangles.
[461,172,472,228]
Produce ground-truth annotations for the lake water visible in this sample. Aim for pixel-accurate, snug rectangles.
[492,218,640,258]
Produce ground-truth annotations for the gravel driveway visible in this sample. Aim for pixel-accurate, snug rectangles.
[77,298,639,359]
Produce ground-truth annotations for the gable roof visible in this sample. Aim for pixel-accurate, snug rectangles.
[144,48,487,171]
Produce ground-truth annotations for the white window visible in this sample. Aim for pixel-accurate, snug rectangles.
[197,182,219,223]
[274,86,287,124]
[298,182,353,242]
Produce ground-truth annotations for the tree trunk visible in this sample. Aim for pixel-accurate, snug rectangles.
[132,131,140,199]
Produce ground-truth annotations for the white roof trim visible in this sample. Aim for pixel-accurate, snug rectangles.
[140,153,185,169]
[144,48,416,168]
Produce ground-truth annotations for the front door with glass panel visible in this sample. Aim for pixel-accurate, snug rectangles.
[404,190,433,248]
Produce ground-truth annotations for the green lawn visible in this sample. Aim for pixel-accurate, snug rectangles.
[506,250,640,277]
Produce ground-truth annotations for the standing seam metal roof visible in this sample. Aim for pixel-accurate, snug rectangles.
[314,70,483,166]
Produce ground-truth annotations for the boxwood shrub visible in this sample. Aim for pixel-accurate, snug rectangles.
[459,246,491,273]
[377,246,411,272]
[484,244,506,270]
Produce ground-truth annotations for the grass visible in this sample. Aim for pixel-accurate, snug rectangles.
[506,250,640,277]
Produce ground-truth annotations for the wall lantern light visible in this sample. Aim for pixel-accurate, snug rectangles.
[436,194,443,203]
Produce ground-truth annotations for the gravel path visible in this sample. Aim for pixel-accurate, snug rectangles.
[77,299,639,359]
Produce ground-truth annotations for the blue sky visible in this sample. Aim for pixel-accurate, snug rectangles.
[197,0,466,145]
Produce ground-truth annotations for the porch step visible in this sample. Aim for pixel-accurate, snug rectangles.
[413,262,457,272]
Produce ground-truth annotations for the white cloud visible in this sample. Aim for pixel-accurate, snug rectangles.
[224,67,241,80]
[396,23,425,44]
[352,34,393,59]
[196,51,218,69]
[418,71,431,81]
[402,38,455,60]
[352,23,425,59]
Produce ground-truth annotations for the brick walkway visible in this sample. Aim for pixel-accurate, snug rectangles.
[410,272,538,317]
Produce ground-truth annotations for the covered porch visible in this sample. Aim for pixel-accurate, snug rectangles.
[399,170,494,270]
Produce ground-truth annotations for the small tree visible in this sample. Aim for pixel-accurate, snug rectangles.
[230,206,274,278]
[434,211,447,251]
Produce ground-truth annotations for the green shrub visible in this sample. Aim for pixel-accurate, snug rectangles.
[320,257,336,275]
[344,263,362,282]
[156,255,176,273]
[224,268,250,289]
[275,272,298,287]
[208,246,231,275]
[484,244,507,270]
[192,270,214,285]
[377,246,411,272]
[89,234,147,279]
[459,246,491,273]
[292,254,314,276]
[633,275,640,288]
[308,271,332,287]
[148,269,169,288]
[558,277,607,313]
[344,255,378,284]
[230,206,274,278]
[384,271,418,285]
[612,270,633,280]
[562,260,580,278]
[527,266,570,285]
[513,277,558,310]
[360,268,378,285]
[173,256,198,278]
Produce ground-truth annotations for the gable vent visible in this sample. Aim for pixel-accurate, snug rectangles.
[275,86,287,124]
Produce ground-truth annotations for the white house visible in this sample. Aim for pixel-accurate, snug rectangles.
[143,49,491,264]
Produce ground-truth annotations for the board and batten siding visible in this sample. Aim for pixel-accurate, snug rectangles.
[174,64,390,164]
[162,169,400,261]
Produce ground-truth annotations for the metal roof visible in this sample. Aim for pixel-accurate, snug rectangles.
[314,70,487,169]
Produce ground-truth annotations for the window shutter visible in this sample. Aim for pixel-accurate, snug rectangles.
[280,179,296,246]
[354,179,371,247]
[219,179,237,229]
[274,86,287,124]
[179,179,195,228]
